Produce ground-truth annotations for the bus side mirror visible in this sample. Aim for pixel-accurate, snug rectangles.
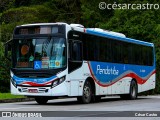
[69,40,83,62]
[5,40,12,61]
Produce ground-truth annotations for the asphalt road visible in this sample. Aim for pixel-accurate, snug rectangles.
[0,95,160,120]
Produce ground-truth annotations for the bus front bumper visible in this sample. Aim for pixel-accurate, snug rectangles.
[10,82,68,97]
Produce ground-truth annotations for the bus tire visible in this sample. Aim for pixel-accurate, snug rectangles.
[129,80,138,100]
[77,81,92,104]
[35,97,48,105]
[120,80,137,100]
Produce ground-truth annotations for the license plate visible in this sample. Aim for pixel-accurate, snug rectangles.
[28,89,38,93]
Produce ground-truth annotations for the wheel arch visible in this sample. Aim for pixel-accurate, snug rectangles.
[132,78,138,91]
[132,78,137,84]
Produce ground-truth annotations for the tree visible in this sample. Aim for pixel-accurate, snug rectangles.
[0,5,55,42]
[81,0,114,27]
[0,0,15,13]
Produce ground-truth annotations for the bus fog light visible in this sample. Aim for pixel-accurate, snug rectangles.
[18,88,22,92]
[45,89,49,92]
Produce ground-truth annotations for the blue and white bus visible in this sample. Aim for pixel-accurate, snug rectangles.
[5,23,156,104]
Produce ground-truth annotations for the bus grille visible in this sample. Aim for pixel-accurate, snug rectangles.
[19,87,48,93]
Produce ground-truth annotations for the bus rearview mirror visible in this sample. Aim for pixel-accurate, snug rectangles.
[5,40,12,61]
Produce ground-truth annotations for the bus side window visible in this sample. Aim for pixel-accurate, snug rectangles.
[122,43,128,64]
[72,41,82,61]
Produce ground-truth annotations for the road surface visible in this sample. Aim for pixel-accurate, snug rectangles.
[0,95,160,120]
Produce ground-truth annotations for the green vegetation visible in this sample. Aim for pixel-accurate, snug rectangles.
[0,0,160,94]
[0,93,25,100]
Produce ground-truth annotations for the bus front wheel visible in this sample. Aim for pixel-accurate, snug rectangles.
[77,81,92,104]
[35,97,48,104]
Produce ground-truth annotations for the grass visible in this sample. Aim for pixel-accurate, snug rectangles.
[0,93,25,100]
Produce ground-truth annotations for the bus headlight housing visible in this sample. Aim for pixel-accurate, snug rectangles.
[51,76,66,88]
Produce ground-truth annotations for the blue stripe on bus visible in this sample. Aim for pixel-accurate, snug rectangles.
[13,75,57,84]
[88,61,155,84]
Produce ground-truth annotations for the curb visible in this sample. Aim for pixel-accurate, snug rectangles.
[0,98,35,103]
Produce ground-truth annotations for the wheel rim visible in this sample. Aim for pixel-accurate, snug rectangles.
[131,83,136,98]
[83,83,91,101]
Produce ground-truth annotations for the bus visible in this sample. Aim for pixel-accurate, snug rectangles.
[5,22,156,104]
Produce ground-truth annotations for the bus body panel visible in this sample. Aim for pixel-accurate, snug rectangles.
[87,61,155,95]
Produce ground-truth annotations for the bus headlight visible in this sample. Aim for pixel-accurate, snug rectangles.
[51,76,66,88]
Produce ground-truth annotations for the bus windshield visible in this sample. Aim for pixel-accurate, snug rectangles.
[14,37,66,69]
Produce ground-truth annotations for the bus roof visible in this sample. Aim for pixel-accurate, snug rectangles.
[17,22,68,27]
[86,28,154,47]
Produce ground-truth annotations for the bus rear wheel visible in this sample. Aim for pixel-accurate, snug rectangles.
[120,80,137,100]
[129,80,137,100]
[77,81,92,104]
[35,97,48,104]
